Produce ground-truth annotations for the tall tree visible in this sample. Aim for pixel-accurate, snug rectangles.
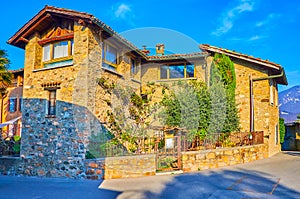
[0,49,12,97]
[279,118,285,143]
[210,53,239,133]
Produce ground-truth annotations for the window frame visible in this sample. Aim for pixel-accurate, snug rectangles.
[159,63,195,80]
[131,58,138,75]
[42,39,74,65]
[45,89,57,117]
[102,42,118,70]
[8,98,17,113]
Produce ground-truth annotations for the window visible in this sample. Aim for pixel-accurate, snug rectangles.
[102,43,118,70]
[186,64,195,78]
[8,98,17,112]
[131,58,138,75]
[160,63,195,79]
[270,79,277,106]
[43,44,51,61]
[169,65,184,78]
[53,41,69,59]
[42,39,74,67]
[47,90,57,116]
[19,98,22,112]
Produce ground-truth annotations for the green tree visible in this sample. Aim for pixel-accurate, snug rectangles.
[279,118,285,143]
[0,49,12,98]
[210,53,239,133]
[160,80,211,141]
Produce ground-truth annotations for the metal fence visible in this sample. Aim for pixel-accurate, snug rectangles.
[86,131,264,158]
[0,117,22,157]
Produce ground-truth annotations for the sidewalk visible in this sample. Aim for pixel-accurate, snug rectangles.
[100,151,300,198]
[0,151,300,199]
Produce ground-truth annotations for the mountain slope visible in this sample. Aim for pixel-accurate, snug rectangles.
[279,85,300,123]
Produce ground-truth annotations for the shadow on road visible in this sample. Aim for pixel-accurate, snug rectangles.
[282,151,300,157]
[100,168,300,199]
[0,175,121,199]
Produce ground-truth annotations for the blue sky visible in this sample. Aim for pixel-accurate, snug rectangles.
[1,0,299,92]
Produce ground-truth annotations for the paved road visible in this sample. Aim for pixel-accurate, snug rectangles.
[1,151,300,199]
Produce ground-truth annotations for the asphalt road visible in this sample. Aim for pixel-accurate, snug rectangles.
[1,151,300,199]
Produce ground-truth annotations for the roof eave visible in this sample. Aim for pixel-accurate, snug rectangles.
[7,5,94,49]
[148,54,208,61]
[91,18,147,60]
[199,44,288,85]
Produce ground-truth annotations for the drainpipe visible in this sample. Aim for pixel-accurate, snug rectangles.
[249,70,284,132]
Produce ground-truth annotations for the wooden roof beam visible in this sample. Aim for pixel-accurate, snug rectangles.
[15,13,52,44]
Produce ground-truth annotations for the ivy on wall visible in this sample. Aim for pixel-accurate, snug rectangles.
[211,53,239,133]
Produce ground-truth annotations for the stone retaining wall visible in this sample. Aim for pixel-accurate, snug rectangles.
[84,158,105,180]
[104,154,156,179]
[181,144,268,172]
[1,145,268,179]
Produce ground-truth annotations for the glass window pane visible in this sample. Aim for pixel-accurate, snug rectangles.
[186,64,195,78]
[106,45,117,64]
[169,65,184,78]
[43,44,51,61]
[71,40,74,55]
[131,59,137,74]
[53,41,68,59]
[48,90,56,115]
[160,66,168,79]
[9,98,16,112]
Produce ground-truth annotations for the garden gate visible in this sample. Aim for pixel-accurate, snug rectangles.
[155,136,183,171]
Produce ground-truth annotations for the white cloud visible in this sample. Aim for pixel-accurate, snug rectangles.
[248,35,261,41]
[256,13,281,27]
[114,3,131,19]
[212,0,255,36]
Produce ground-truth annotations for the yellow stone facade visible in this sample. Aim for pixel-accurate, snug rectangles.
[205,56,281,156]
[6,6,286,178]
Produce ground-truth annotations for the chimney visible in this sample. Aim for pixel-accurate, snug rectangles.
[141,45,150,55]
[156,44,165,55]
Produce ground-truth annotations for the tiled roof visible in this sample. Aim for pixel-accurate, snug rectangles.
[199,44,282,70]
[9,68,24,74]
[7,6,147,59]
[148,52,208,61]
[200,44,288,85]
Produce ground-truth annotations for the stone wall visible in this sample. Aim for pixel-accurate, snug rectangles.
[1,145,270,179]
[104,154,156,179]
[20,18,142,179]
[84,158,105,180]
[181,144,268,173]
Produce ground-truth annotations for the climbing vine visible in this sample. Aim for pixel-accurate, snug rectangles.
[211,53,239,133]
[95,77,161,153]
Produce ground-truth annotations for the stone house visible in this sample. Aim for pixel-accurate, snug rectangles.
[6,5,287,177]
[0,69,23,138]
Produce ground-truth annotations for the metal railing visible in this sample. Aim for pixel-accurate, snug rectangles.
[86,131,264,158]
